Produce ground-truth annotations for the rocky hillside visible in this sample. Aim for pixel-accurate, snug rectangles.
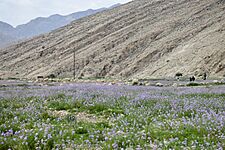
[0,0,225,79]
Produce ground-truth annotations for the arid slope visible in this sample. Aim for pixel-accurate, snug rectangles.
[0,0,225,79]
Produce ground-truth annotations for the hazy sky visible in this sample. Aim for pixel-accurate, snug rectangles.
[0,0,131,27]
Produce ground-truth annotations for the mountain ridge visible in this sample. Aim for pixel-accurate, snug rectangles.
[14,7,108,38]
[0,4,120,47]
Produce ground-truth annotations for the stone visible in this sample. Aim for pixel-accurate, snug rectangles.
[156,82,163,87]
[172,83,178,87]
[132,79,139,85]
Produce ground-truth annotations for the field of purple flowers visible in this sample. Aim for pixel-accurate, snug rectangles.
[0,81,225,149]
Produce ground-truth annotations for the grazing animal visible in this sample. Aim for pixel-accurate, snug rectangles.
[37,76,44,79]
[203,73,207,80]
[190,76,195,82]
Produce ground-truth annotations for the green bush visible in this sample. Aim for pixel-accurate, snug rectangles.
[47,74,56,79]
[175,72,183,77]
[186,82,202,86]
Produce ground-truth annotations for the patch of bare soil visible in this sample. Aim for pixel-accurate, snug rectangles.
[76,112,104,123]
[48,110,104,123]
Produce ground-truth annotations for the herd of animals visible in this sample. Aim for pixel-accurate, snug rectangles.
[189,73,207,82]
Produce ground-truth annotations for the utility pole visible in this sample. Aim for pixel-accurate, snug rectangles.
[73,50,76,79]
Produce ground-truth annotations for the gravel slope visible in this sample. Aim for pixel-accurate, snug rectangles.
[0,0,225,79]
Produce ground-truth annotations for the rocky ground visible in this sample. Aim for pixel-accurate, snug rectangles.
[0,0,225,79]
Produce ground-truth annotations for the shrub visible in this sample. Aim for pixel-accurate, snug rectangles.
[47,74,56,79]
[37,76,44,79]
[7,77,19,80]
[175,72,183,77]
[75,127,88,134]
[186,82,202,86]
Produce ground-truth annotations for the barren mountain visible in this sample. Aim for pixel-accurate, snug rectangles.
[15,7,109,38]
[0,21,18,47]
[0,5,119,48]
[0,0,225,79]
[0,21,15,34]
[0,32,17,48]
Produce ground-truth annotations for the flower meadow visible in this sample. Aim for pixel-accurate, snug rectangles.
[0,82,225,149]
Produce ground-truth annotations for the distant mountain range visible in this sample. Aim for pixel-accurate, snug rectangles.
[0,21,18,46]
[0,3,120,47]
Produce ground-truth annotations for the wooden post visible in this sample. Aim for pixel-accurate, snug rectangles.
[73,50,76,79]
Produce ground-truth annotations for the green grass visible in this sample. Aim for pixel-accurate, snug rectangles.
[0,96,113,149]
[7,77,20,80]
[186,82,225,87]
[186,82,203,86]
[47,94,124,117]
[182,93,225,99]
[1,92,225,149]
